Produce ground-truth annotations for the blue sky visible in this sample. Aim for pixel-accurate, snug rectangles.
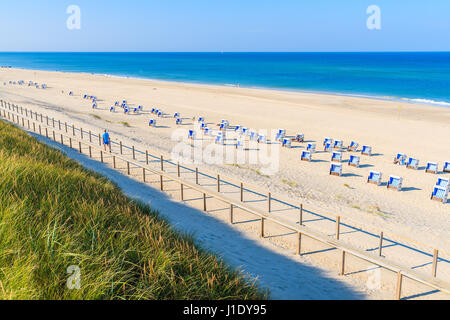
[0,0,449,52]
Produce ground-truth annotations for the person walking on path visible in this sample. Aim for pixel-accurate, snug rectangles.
[102,129,110,151]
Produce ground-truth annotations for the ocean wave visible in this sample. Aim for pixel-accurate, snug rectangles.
[401,98,450,107]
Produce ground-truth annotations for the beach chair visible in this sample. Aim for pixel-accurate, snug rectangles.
[249,131,258,141]
[333,140,344,150]
[215,132,225,145]
[242,128,249,136]
[200,122,207,130]
[301,151,312,162]
[324,143,333,152]
[294,134,304,143]
[306,143,316,153]
[367,171,382,186]
[198,117,205,123]
[282,138,292,148]
[151,108,156,114]
[219,123,228,131]
[257,135,267,144]
[329,164,343,177]
[436,178,450,191]
[149,119,157,127]
[331,152,342,163]
[387,176,403,191]
[444,162,450,173]
[176,118,183,125]
[173,112,180,118]
[235,125,242,133]
[236,138,244,149]
[425,162,438,174]
[431,186,448,203]
[133,108,138,114]
[115,101,119,106]
[348,155,360,168]
[323,138,333,146]
[361,146,372,156]
[110,106,115,112]
[41,84,47,89]
[92,103,97,109]
[124,108,129,114]
[69,91,73,96]
[406,157,419,170]
[188,130,196,140]
[276,129,286,142]
[394,153,407,165]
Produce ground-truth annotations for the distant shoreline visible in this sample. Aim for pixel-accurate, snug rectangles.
[3,65,450,109]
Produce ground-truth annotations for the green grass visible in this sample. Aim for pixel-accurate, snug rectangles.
[0,120,266,300]
[90,114,102,120]
[119,121,131,127]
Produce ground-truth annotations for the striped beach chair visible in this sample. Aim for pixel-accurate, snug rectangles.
[324,142,333,152]
[257,134,267,144]
[444,162,450,173]
[426,162,438,174]
[361,146,372,156]
[138,105,143,111]
[323,138,333,146]
[387,176,403,191]
[282,138,292,148]
[198,117,205,123]
[301,151,312,162]
[431,186,448,203]
[149,119,157,127]
[151,108,156,114]
[176,118,183,125]
[188,130,196,140]
[329,164,343,176]
[331,152,342,163]
[348,155,360,168]
[173,112,180,118]
[306,143,316,153]
[215,132,225,145]
[367,171,382,186]
[276,129,286,142]
[157,111,163,117]
[69,91,73,96]
[242,128,249,136]
[394,153,407,165]
[235,125,242,133]
[333,140,344,150]
[200,122,207,130]
[406,157,419,170]
[436,178,449,191]
[92,103,97,109]
[110,106,115,112]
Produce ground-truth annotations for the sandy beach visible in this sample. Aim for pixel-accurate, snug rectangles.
[1,68,449,298]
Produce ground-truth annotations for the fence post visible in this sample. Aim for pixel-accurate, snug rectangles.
[160,175,164,191]
[217,175,221,192]
[142,168,146,182]
[45,128,48,138]
[61,134,64,145]
[432,249,439,278]
[120,141,123,154]
[146,150,149,165]
[69,137,72,148]
[180,184,184,201]
[127,162,130,175]
[100,151,103,163]
[132,146,135,160]
[299,204,303,226]
[396,272,403,300]
[99,134,101,146]
[203,193,207,211]
[177,162,181,177]
[89,131,92,143]
[240,183,244,202]
[296,232,302,255]
[80,128,83,139]
[65,122,68,133]
[196,168,199,185]
[339,251,346,276]
[52,130,56,141]
[73,125,75,136]
[268,192,271,213]
[336,216,341,240]
[113,156,116,169]
[260,217,265,238]
[379,232,384,256]
[160,155,164,171]
[79,142,82,153]
[230,204,234,224]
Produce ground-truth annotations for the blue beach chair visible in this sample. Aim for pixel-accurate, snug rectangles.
[110,106,115,112]
[436,178,449,191]
[176,118,183,125]
[295,134,304,143]
[367,171,382,186]
[395,153,407,165]
[329,164,343,176]
[331,152,342,163]
[282,138,292,148]
[406,157,419,170]
[387,176,403,191]
[348,155,360,168]
[431,187,448,203]
[301,151,312,162]
[323,138,333,146]
[149,119,157,127]
[324,143,332,152]
[333,140,344,150]
[361,146,372,156]
[426,162,438,174]
[307,143,316,153]
[444,162,450,173]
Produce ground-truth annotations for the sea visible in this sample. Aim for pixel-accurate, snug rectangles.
[1,52,450,107]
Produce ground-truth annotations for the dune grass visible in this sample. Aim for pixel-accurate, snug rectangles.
[0,120,267,300]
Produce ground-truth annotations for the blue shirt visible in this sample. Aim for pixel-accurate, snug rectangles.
[102,132,110,144]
